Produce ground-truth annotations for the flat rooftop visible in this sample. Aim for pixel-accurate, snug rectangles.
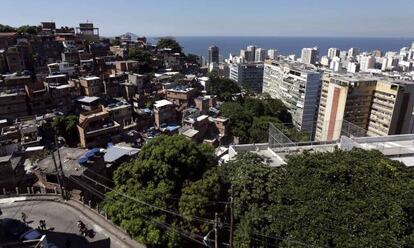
[229,134,414,167]
[154,99,173,108]
[76,96,100,104]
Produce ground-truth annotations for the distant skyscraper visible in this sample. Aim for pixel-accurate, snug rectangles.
[267,49,278,60]
[246,45,256,62]
[410,41,414,50]
[255,48,267,62]
[360,55,375,72]
[347,62,360,73]
[208,45,219,65]
[327,48,340,59]
[230,63,264,92]
[301,47,319,65]
[348,47,359,58]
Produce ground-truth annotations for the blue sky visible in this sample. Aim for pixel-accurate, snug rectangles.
[1,0,414,37]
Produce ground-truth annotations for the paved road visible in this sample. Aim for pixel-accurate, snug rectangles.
[0,198,138,248]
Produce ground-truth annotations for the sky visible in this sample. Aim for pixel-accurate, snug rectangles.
[1,0,414,37]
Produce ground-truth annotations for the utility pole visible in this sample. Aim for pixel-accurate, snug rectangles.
[54,135,67,199]
[214,212,219,248]
[229,185,234,248]
[51,150,64,199]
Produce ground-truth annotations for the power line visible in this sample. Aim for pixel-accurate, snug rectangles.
[84,168,115,185]
[69,175,211,246]
[80,174,215,226]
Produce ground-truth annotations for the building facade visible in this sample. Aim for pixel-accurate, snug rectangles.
[315,74,377,141]
[262,60,322,134]
[230,63,264,92]
[208,46,219,65]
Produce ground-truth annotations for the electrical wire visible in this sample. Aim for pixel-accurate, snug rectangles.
[80,174,215,226]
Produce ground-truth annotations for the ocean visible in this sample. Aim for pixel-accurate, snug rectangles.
[159,36,414,58]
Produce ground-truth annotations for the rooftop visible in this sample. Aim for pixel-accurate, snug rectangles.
[81,76,100,81]
[154,99,173,108]
[35,147,89,176]
[229,134,414,167]
[76,96,100,104]
[104,145,139,163]
[182,128,199,138]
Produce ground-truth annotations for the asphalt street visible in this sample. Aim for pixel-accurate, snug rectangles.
[0,198,135,248]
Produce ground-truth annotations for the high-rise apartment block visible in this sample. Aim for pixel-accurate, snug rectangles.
[262,60,322,134]
[328,48,341,59]
[255,48,268,62]
[208,45,219,65]
[367,80,414,136]
[359,55,375,72]
[316,74,377,141]
[301,47,319,65]
[348,47,359,58]
[267,49,278,60]
[230,63,264,92]
[315,74,414,141]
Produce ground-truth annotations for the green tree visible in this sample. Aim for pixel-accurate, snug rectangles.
[128,47,154,73]
[179,168,225,234]
[111,39,121,46]
[223,149,414,248]
[221,102,253,143]
[102,135,216,247]
[0,24,16,32]
[16,25,37,35]
[220,97,308,143]
[157,37,182,53]
[53,115,79,146]
[209,77,241,101]
[248,116,281,143]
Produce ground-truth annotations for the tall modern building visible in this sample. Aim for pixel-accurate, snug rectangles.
[359,55,375,72]
[316,74,414,141]
[367,80,414,137]
[208,45,219,65]
[315,74,377,141]
[230,63,264,92]
[348,47,359,58]
[246,45,256,62]
[262,60,322,134]
[255,48,268,62]
[267,49,278,60]
[328,48,341,59]
[301,47,319,65]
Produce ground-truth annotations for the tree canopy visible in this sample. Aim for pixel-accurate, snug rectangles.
[223,149,414,248]
[128,47,154,73]
[220,97,307,143]
[209,77,241,101]
[101,133,414,247]
[102,135,217,247]
[16,25,37,35]
[157,37,182,53]
[52,115,79,146]
[0,24,16,32]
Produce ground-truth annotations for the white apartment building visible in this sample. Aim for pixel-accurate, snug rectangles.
[262,60,322,134]
[301,47,319,65]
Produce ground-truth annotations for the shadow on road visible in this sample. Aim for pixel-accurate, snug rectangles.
[42,230,111,248]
